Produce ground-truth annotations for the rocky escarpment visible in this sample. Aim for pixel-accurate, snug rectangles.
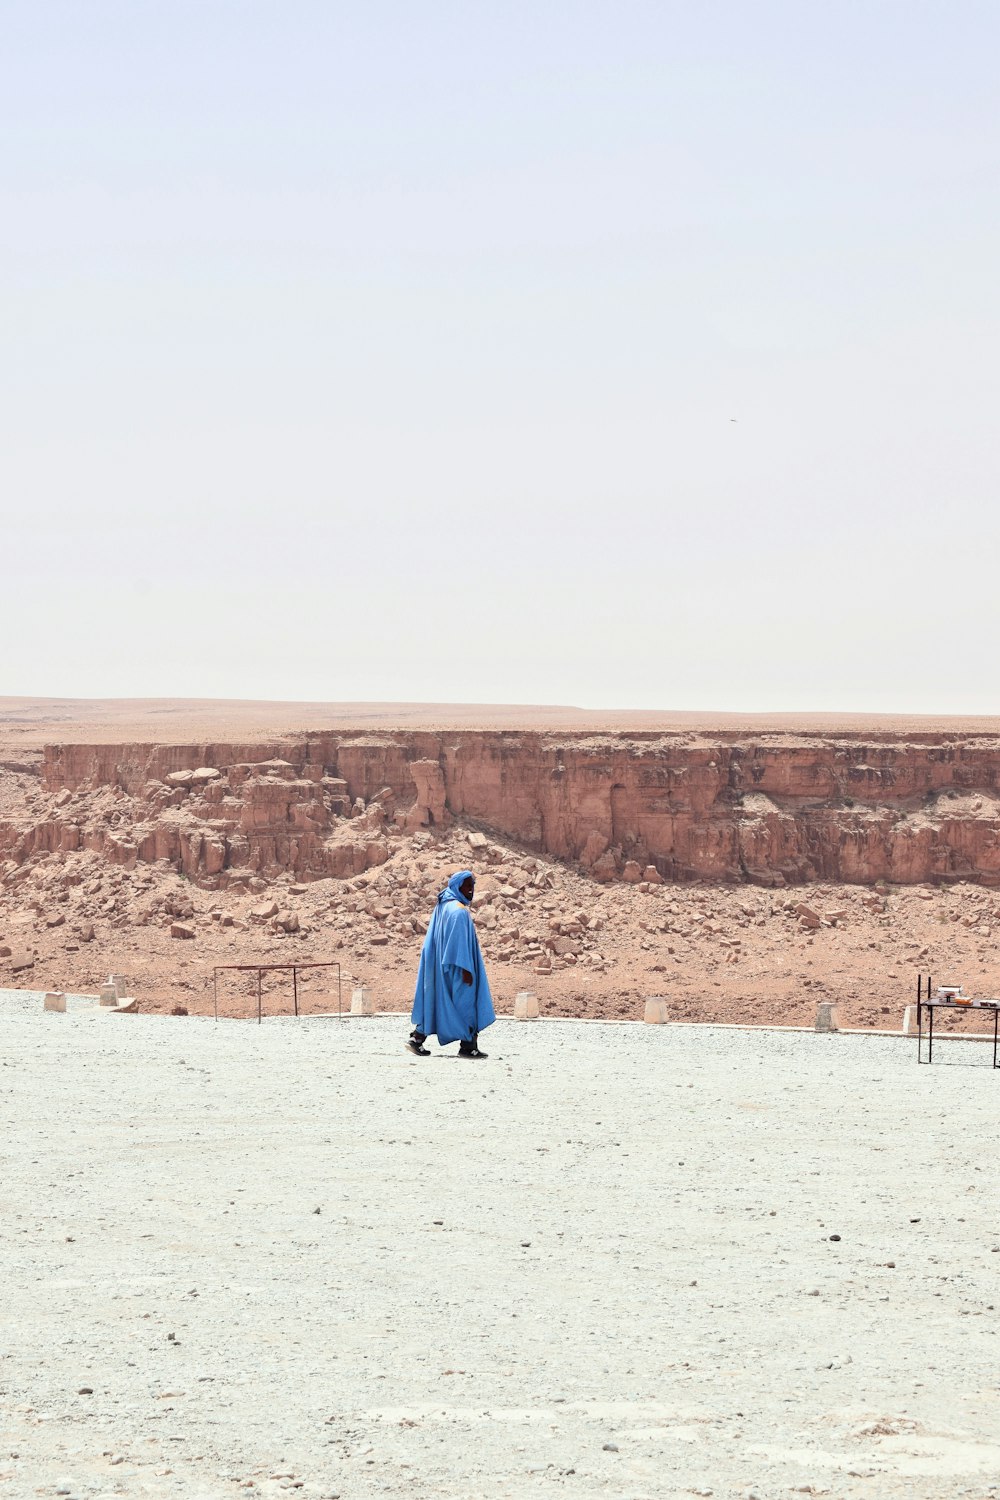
[0,729,996,889]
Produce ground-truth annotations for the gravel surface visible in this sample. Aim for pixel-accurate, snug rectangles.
[1,1000,999,1500]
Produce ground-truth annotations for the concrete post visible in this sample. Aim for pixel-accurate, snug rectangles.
[106,974,128,999]
[513,991,539,1020]
[43,992,66,1012]
[815,1002,840,1033]
[99,984,119,1007]
[902,1005,918,1035]
[350,986,376,1016]
[644,996,670,1024]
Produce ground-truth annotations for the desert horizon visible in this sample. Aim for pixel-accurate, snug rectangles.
[4,694,1000,749]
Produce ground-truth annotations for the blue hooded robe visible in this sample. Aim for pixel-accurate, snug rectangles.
[411,870,496,1046]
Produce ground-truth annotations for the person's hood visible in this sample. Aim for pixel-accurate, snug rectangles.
[437,869,474,906]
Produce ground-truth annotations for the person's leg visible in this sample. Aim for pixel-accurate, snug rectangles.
[458,1032,488,1059]
[407,1029,430,1056]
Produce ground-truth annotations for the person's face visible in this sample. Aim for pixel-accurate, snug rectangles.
[459,876,475,903]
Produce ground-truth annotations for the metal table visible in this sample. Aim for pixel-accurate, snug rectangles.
[213,960,342,1024]
[915,974,1000,1066]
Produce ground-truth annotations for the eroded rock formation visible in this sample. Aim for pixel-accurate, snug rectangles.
[0,729,994,889]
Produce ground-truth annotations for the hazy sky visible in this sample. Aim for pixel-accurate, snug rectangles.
[3,2,998,712]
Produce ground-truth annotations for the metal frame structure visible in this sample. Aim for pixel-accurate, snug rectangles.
[212,961,342,1025]
[916,973,1000,1067]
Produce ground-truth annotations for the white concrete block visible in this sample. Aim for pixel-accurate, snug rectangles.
[815,1002,840,1033]
[106,974,128,998]
[99,984,119,1007]
[513,991,539,1020]
[902,1005,918,1035]
[43,992,66,1013]
[644,996,670,1024]
[350,986,376,1016]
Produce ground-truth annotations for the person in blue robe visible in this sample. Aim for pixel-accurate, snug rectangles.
[408,869,495,1058]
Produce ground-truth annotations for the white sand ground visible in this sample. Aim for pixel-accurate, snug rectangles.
[1,1001,998,1500]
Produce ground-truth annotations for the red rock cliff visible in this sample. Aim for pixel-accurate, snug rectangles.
[23,729,1000,887]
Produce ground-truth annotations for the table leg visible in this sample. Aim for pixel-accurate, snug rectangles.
[928,1002,934,1065]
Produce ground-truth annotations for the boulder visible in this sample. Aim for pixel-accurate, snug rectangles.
[203,839,227,876]
[170,921,195,939]
[580,831,609,868]
[591,851,618,884]
[365,838,390,870]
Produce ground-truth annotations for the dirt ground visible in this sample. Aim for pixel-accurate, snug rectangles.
[2,1004,999,1500]
[5,818,1000,1032]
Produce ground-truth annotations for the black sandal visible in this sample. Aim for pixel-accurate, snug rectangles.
[406,1032,430,1056]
